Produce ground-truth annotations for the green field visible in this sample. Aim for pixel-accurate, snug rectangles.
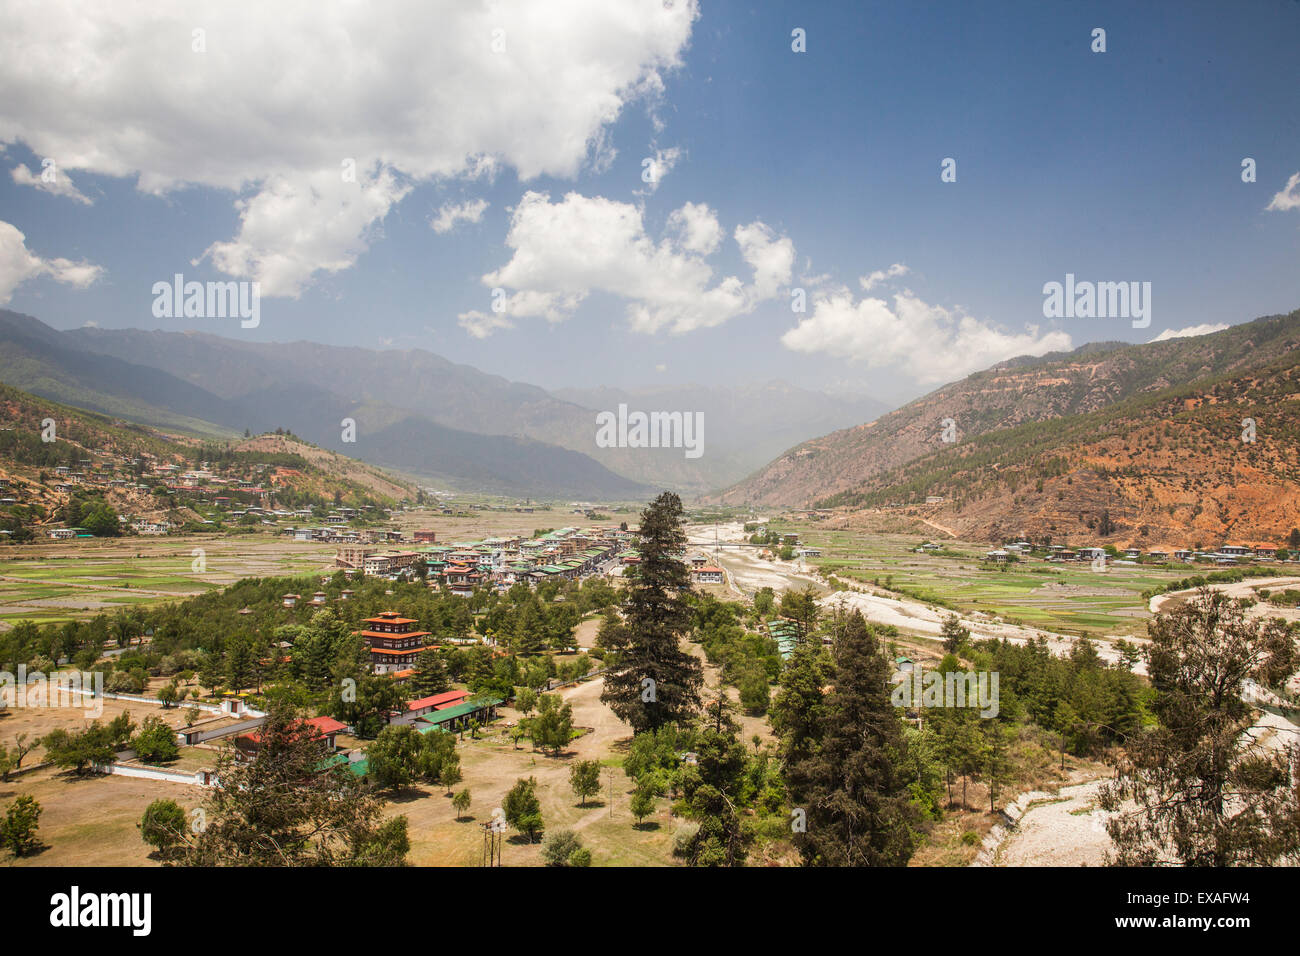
[768,520,1204,637]
[0,536,334,626]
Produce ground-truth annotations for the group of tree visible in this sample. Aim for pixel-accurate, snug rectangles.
[41,713,135,773]
[141,702,410,865]
[364,724,461,794]
[1100,589,1300,865]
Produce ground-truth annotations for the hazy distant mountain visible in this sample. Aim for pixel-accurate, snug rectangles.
[0,312,891,495]
[0,310,650,499]
[552,382,891,489]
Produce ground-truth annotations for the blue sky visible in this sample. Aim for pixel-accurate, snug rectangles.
[1,0,1298,405]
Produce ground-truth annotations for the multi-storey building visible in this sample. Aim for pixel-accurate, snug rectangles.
[357,611,435,673]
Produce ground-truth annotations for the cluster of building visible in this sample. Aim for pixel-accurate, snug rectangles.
[335,525,635,594]
[984,541,1300,565]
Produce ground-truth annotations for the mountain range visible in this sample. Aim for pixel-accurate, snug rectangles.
[719,310,1300,548]
[0,310,887,499]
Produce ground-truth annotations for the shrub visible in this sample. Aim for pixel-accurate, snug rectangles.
[672,820,700,857]
[139,799,188,857]
[540,828,583,866]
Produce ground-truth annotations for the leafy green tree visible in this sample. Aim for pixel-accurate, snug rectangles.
[738,669,770,715]
[332,673,408,739]
[1100,589,1300,865]
[80,501,122,537]
[600,492,703,732]
[0,795,42,857]
[629,782,656,825]
[42,714,135,774]
[530,693,574,755]
[940,614,970,654]
[452,789,471,821]
[980,720,1016,812]
[569,759,602,807]
[138,799,188,858]
[568,846,592,867]
[503,776,544,843]
[514,686,538,717]
[132,715,180,764]
[366,725,424,792]
[779,585,821,645]
[771,643,834,766]
[0,734,34,781]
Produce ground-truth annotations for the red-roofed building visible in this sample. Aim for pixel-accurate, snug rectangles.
[235,715,346,757]
[404,689,470,720]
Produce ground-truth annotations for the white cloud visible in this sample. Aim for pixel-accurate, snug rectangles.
[457,311,515,339]
[10,162,92,204]
[465,190,791,336]
[781,286,1072,384]
[859,263,909,291]
[0,1,699,295]
[1266,172,1300,212]
[1149,323,1229,342]
[637,146,681,194]
[666,201,722,255]
[200,168,411,297]
[735,221,795,300]
[431,198,489,234]
[0,219,103,304]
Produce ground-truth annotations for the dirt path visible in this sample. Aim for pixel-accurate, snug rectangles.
[994,779,1114,867]
[1150,575,1300,615]
[918,517,959,539]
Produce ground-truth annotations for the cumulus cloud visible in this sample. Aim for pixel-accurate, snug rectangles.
[431,198,489,234]
[1266,172,1300,212]
[859,262,909,291]
[1149,323,1229,342]
[665,201,722,255]
[781,285,1072,384]
[200,167,411,297]
[0,219,103,304]
[0,1,699,295]
[10,162,92,204]
[462,190,792,336]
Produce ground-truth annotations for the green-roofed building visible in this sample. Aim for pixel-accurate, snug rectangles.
[417,696,504,733]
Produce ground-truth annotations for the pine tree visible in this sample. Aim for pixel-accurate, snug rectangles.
[786,610,919,866]
[410,647,451,698]
[600,492,703,733]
